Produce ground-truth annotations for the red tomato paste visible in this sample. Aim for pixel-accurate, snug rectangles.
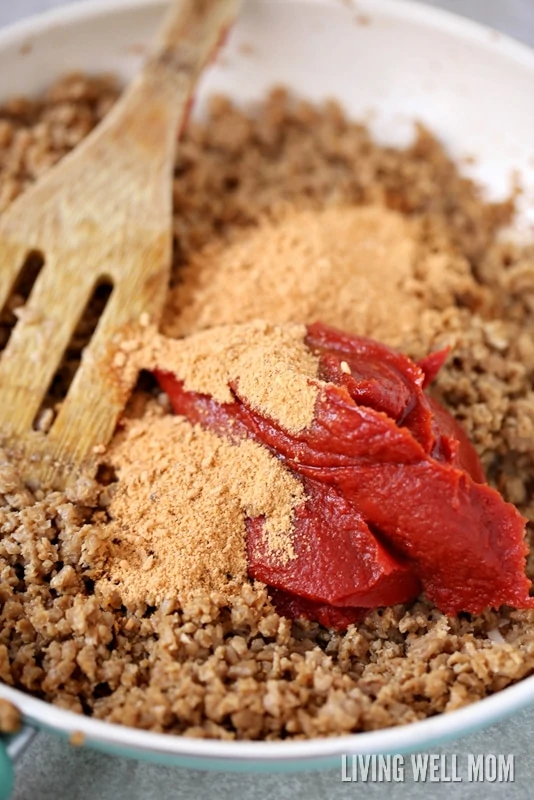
[156,323,534,628]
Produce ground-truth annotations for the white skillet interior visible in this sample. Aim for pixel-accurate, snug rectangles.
[0,0,534,766]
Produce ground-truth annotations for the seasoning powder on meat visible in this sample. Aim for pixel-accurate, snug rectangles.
[138,321,319,434]
[99,322,320,606]
[162,205,480,353]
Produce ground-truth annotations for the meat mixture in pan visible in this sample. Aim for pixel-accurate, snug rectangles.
[1,74,534,740]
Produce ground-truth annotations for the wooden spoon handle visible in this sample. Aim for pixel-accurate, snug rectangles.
[155,0,241,74]
[89,0,241,166]
[128,0,241,113]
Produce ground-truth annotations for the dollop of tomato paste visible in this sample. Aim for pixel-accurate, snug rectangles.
[156,322,534,628]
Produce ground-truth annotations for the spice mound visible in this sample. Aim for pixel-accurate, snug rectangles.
[99,322,316,606]
[149,321,533,628]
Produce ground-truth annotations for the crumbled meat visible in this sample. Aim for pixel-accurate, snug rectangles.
[1,75,534,740]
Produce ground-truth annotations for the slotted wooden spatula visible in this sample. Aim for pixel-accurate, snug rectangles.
[0,0,240,489]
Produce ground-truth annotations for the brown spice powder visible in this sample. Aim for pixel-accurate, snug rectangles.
[162,205,480,352]
[98,402,305,606]
[134,321,320,434]
[102,320,320,604]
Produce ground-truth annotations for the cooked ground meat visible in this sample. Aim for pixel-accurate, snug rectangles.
[1,73,534,740]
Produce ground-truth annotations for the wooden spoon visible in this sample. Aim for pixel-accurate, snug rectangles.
[0,0,240,488]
